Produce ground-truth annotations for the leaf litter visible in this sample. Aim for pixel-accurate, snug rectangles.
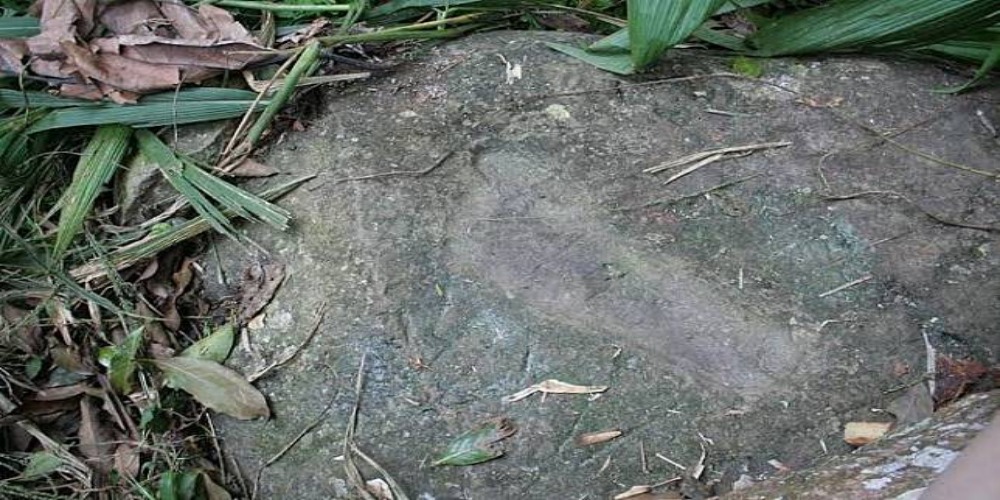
[5,0,273,102]
[502,379,609,403]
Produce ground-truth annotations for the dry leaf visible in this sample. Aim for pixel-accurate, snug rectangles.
[576,429,622,446]
[79,397,114,473]
[153,356,270,420]
[201,472,233,500]
[30,382,90,402]
[114,443,140,479]
[888,383,934,426]
[615,485,652,500]
[238,262,285,321]
[503,379,608,403]
[227,157,277,177]
[844,422,891,446]
[17,0,272,100]
[365,478,393,500]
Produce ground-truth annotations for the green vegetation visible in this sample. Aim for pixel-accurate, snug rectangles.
[0,0,995,497]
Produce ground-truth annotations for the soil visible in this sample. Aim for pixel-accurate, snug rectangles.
[201,31,1000,499]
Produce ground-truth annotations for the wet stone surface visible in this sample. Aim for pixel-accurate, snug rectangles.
[202,31,1000,499]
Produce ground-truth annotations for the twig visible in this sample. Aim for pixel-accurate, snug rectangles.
[312,150,454,190]
[254,391,339,492]
[823,190,1000,233]
[248,302,328,382]
[645,141,791,174]
[343,354,376,500]
[660,153,726,186]
[351,444,411,500]
[824,108,1000,179]
[817,274,873,298]
[614,173,761,211]
[655,453,686,471]
[639,441,649,474]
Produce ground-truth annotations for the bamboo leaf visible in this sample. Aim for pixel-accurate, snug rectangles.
[933,35,1000,93]
[627,0,728,70]
[181,323,235,363]
[152,357,270,420]
[20,451,63,479]
[52,125,132,259]
[749,0,1000,56]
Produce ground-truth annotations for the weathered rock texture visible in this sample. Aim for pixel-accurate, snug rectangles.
[203,31,1000,499]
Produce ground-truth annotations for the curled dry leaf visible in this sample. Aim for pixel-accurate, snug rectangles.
[503,379,608,403]
[5,0,273,100]
[365,478,393,500]
[238,262,286,321]
[79,397,114,474]
[433,418,517,466]
[576,429,623,446]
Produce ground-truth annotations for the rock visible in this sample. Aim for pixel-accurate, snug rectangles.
[725,391,1000,499]
[844,421,893,446]
[203,31,1000,499]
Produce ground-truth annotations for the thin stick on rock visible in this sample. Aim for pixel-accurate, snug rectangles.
[818,274,873,298]
[645,141,792,174]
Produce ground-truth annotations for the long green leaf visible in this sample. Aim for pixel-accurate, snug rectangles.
[0,16,40,37]
[69,176,311,283]
[53,125,132,259]
[546,42,634,75]
[152,357,270,420]
[180,162,291,230]
[21,88,269,133]
[627,0,728,70]
[749,0,1000,56]
[134,130,236,238]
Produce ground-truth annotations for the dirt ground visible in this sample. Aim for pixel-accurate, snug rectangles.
[202,31,1000,499]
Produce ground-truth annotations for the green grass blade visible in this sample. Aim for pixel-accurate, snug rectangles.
[627,0,728,70]
[134,130,236,238]
[52,125,132,260]
[934,36,1000,93]
[23,88,269,133]
[0,16,40,37]
[547,42,634,74]
[749,0,1000,56]
[180,161,292,230]
[70,176,313,283]
[243,40,321,150]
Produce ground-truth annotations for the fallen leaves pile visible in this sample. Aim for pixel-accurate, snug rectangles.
[0,0,272,103]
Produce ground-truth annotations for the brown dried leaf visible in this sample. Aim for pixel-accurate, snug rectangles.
[114,443,140,479]
[365,478,393,500]
[201,472,233,500]
[227,157,277,177]
[576,429,623,446]
[238,262,285,321]
[30,382,90,402]
[61,41,181,93]
[503,379,609,403]
[935,355,991,405]
[79,397,114,473]
[843,421,891,446]
[172,257,196,297]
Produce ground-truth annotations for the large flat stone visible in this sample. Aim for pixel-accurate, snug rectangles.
[203,31,1000,498]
